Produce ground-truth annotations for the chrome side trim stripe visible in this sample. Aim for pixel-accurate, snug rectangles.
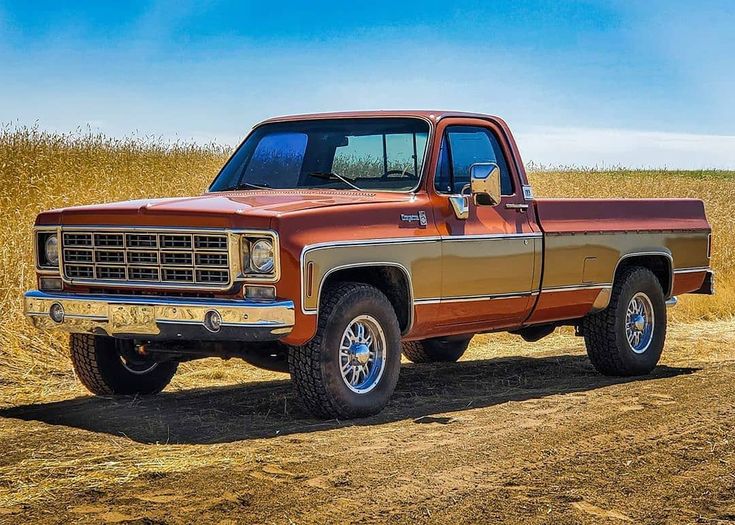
[412,283,611,306]
[413,298,441,305]
[304,237,441,253]
[541,283,612,293]
[673,266,710,274]
[441,233,542,242]
[302,232,540,253]
[414,291,535,305]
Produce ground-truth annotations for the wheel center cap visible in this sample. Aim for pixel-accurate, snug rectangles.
[633,315,646,332]
[351,343,370,366]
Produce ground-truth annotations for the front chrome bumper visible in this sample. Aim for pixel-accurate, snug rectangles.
[24,290,294,341]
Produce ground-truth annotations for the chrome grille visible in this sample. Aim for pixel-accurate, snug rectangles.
[128,251,158,265]
[61,229,231,288]
[66,265,94,279]
[96,251,124,264]
[161,234,192,249]
[64,233,93,247]
[127,234,157,248]
[129,267,158,281]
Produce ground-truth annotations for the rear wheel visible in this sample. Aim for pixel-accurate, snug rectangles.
[288,282,401,419]
[70,334,178,395]
[402,336,472,363]
[583,267,667,376]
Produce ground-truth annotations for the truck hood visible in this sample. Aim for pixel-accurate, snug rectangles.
[36,190,411,229]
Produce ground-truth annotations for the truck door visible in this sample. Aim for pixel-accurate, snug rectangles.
[430,118,540,330]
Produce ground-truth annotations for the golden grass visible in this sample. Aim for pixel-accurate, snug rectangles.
[527,168,735,322]
[0,126,732,395]
[0,126,227,397]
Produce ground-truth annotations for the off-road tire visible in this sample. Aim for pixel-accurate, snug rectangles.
[70,334,178,395]
[401,336,472,363]
[288,282,401,419]
[583,267,667,376]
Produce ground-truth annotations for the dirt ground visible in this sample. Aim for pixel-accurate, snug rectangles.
[0,321,734,524]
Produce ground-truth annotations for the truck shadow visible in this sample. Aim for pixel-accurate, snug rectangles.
[0,354,697,445]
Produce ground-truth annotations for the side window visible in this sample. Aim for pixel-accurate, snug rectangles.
[435,136,452,193]
[434,126,513,195]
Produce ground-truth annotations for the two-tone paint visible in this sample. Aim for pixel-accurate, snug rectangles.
[29,110,713,346]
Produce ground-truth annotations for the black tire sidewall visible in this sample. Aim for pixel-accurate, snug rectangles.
[422,336,471,362]
[320,289,401,417]
[94,337,177,395]
[613,272,666,373]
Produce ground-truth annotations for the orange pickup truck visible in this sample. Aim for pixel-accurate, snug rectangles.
[25,111,714,419]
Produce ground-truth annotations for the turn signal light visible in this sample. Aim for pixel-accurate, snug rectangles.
[245,285,276,300]
[40,277,63,291]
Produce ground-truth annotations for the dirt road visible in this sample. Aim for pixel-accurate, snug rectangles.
[1,321,734,524]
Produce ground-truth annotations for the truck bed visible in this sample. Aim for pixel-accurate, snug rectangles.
[534,198,710,234]
[527,198,711,325]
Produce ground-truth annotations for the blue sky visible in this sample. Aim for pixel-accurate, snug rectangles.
[1,1,733,168]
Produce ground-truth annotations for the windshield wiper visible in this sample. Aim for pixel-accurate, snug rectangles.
[307,171,363,191]
[237,181,271,190]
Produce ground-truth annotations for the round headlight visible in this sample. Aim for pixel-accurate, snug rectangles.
[250,239,274,273]
[44,235,59,267]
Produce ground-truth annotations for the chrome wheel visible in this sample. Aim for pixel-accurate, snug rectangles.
[339,314,386,394]
[625,292,654,354]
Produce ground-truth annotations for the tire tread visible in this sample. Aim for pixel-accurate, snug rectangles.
[401,341,432,363]
[70,334,115,395]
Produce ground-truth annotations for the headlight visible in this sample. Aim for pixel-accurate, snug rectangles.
[250,239,274,273]
[43,234,59,267]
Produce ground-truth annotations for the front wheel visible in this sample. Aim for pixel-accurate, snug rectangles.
[288,282,401,419]
[70,334,178,395]
[583,267,667,376]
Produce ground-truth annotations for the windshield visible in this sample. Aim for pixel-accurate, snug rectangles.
[209,118,430,192]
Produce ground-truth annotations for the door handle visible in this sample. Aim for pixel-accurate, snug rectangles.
[505,203,529,210]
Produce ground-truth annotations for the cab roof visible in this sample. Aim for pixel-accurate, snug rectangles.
[258,110,504,125]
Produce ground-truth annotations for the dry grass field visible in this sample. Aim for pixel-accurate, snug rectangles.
[0,127,734,523]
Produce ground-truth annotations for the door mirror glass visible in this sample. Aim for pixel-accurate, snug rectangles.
[469,162,501,206]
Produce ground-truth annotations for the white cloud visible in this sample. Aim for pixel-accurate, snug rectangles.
[515,126,735,170]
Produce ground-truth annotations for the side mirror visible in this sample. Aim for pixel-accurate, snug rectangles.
[469,162,501,206]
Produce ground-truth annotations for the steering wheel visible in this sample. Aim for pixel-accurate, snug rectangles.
[381,168,415,179]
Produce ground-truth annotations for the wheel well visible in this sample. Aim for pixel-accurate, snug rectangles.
[615,254,672,297]
[320,265,412,334]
